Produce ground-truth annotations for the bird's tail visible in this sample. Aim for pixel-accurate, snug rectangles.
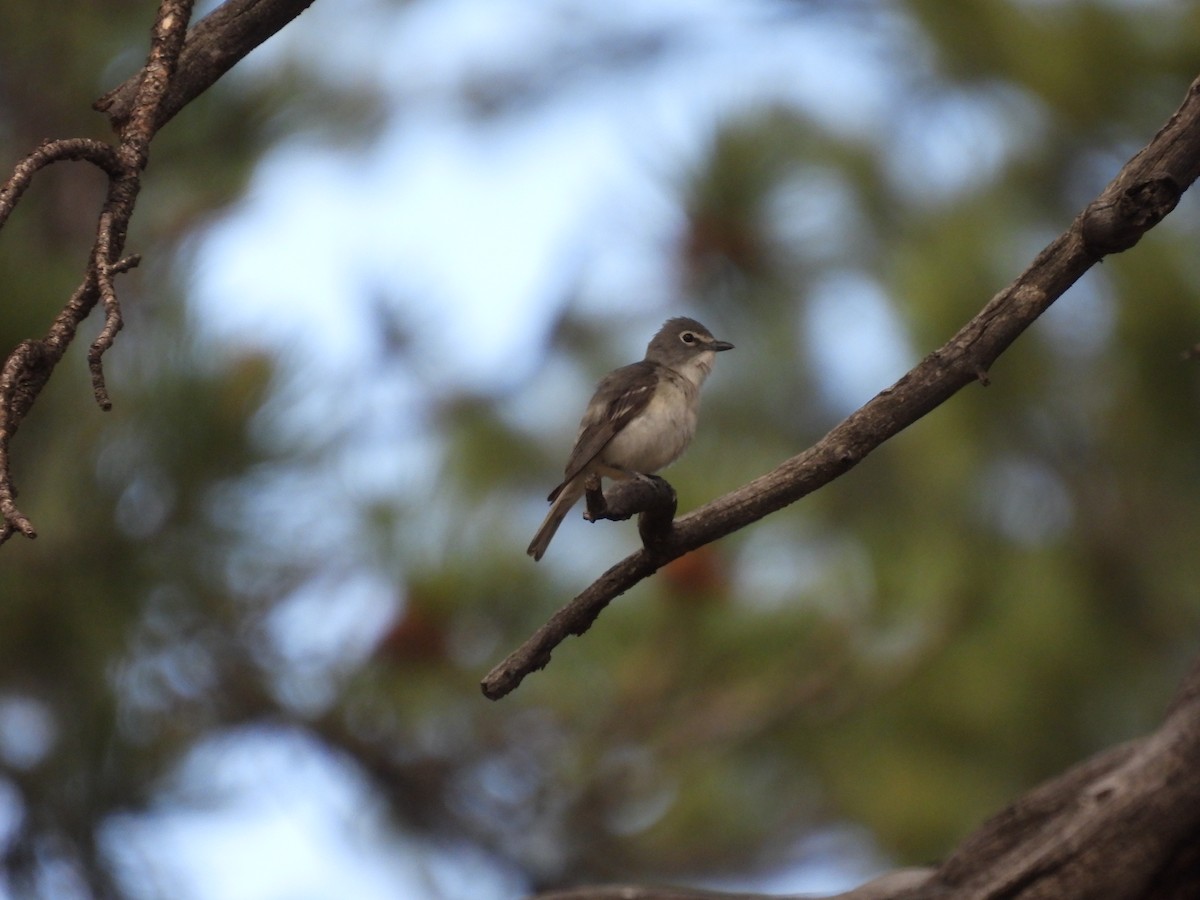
[527,480,583,561]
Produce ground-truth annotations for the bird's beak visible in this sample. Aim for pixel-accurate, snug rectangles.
[709,339,734,352]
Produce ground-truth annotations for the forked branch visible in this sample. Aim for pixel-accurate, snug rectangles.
[0,0,316,545]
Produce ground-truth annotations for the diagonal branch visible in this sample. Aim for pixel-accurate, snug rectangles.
[482,73,1200,701]
[94,0,319,133]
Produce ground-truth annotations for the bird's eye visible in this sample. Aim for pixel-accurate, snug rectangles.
[680,332,696,344]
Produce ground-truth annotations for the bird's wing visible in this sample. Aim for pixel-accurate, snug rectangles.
[547,361,659,502]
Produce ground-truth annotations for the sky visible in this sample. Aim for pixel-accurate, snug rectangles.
[191,0,928,382]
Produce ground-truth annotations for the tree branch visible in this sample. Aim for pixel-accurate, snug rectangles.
[0,1,199,543]
[0,140,124,227]
[530,656,1200,899]
[892,654,1200,899]
[482,72,1200,701]
[94,0,318,133]
[0,0,315,545]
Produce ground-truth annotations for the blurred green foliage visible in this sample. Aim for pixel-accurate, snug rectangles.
[2,1,1200,898]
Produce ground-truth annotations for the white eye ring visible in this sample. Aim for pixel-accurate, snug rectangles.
[680,331,697,345]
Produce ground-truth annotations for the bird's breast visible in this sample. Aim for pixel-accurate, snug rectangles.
[600,377,698,474]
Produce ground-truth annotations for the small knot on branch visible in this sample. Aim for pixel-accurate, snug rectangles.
[109,254,142,275]
[2,339,56,423]
[584,474,678,552]
[1080,173,1181,256]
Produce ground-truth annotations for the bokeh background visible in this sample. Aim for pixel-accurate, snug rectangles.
[3,0,1200,897]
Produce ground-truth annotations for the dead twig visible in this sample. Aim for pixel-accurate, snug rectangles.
[0,0,313,544]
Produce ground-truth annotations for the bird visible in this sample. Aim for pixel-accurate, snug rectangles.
[527,316,733,561]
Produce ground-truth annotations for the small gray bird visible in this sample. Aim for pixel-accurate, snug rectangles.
[527,316,733,561]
